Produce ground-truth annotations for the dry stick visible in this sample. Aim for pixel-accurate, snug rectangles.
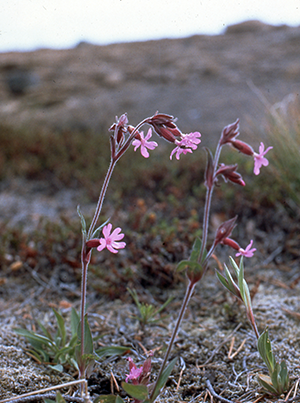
[205,379,235,403]
[0,394,86,403]
[0,380,90,403]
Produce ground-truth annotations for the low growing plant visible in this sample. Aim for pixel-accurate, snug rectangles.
[127,287,173,328]
[13,111,292,403]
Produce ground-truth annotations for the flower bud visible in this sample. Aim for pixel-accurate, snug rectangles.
[86,238,101,249]
[215,163,246,186]
[220,119,240,145]
[230,140,254,156]
[109,113,128,146]
[146,112,183,143]
[214,216,237,246]
[221,237,240,251]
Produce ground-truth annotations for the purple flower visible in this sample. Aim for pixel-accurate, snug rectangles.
[97,223,126,254]
[170,132,201,160]
[253,142,273,175]
[132,128,158,158]
[236,240,256,258]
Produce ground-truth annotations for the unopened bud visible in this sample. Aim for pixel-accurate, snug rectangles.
[230,140,254,156]
[214,216,237,246]
[109,113,128,146]
[220,119,240,145]
[86,239,101,249]
[221,237,240,251]
[215,163,246,186]
[147,112,183,143]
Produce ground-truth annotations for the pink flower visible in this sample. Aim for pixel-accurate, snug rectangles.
[170,146,193,160]
[125,358,143,384]
[97,223,126,254]
[170,132,201,160]
[178,132,201,150]
[125,354,152,386]
[132,128,158,158]
[253,142,273,175]
[236,240,256,258]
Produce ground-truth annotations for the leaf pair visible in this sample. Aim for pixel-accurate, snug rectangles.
[176,238,206,275]
[216,256,252,313]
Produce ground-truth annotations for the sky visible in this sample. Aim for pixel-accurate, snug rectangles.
[1,0,300,52]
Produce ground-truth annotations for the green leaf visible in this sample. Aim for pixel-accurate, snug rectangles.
[257,374,278,395]
[27,348,49,363]
[37,320,53,341]
[279,360,289,391]
[76,315,94,367]
[121,382,148,400]
[176,238,206,274]
[77,205,87,236]
[93,395,118,403]
[48,364,64,372]
[237,257,251,308]
[127,288,142,310]
[271,361,289,395]
[14,328,53,347]
[55,391,67,403]
[153,296,173,315]
[190,238,202,262]
[96,346,132,359]
[257,329,276,374]
[150,357,177,402]
[91,217,111,239]
[52,309,67,348]
[82,315,94,356]
[228,256,239,278]
[176,260,202,273]
[94,396,125,403]
[70,308,80,337]
[216,270,233,294]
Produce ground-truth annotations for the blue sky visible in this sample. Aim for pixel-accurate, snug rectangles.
[1,0,300,52]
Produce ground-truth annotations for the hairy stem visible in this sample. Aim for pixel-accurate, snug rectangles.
[199,140,223,262]
[87,159,116,240]
[150,280,196,402]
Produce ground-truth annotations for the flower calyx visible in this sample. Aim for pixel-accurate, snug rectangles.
[214,216,237,247]
[215,163,246,186]
[220,119,240,145]
[146,112,182,143]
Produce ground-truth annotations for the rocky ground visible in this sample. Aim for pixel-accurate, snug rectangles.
[0,19,300,403]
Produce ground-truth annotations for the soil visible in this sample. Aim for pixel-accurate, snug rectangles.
[1,19,300,403]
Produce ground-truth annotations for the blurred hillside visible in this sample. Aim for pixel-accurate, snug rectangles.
[0,20,300,145]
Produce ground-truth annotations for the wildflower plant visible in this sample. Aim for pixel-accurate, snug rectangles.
[14,110,284,402]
